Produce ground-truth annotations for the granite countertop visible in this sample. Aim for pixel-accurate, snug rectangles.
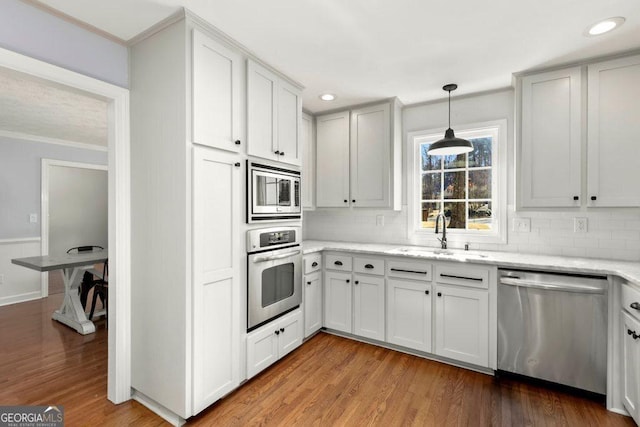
[302,240,640,284]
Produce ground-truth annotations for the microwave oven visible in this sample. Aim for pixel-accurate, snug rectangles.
[247,161,301,223]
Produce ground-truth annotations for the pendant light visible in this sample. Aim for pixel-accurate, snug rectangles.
[427,84,473,156]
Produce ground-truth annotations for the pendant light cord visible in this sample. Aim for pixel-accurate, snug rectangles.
[448,91,451,128]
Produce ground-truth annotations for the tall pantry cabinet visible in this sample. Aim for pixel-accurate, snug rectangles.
[129,11,303,424]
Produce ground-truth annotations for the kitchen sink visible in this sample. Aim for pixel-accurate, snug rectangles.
[387,247,489,259]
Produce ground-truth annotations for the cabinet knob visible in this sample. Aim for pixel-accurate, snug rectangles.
[280,151,285,156]
[591,196,597,201]
[234,140,241,145]
[346,279,350,283]
[275,330,280,335]
[425,290,430,295]
[312,262,318,267]
[630,302,640,310]
[364,264,374,269]
[437,292,442,297]
[628,329,634,335]
[280,327,285,333]
[573,196,579,201]
[307,281,311,285]
[352,199,356,203]
[344,200,348,203]
[355,280,359,285]
[234,162,241,167]
[275,150,280,155]
[634,333,640,340]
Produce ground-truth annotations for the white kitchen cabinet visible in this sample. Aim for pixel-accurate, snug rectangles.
[587,55,640,207]
[316,99,401,210]
[387,279,432,352]
[519,67,582,208]
[353,274,385,341]
[324,270,352,333]
[301,112,315,209]
[621,311,640,422]
[304,270,322,338]
[316,110,350,207]
[247,59,302,166]
[434,284,489,367]
[246,308,303,379]
[192,147,241,413]
[192,29,242,152]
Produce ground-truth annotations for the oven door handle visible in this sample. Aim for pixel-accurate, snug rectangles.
[252,250,301,263]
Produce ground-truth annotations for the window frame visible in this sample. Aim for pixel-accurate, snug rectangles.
[407,119,507,245]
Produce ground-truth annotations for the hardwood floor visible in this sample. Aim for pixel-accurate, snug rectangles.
[0,296,634,426]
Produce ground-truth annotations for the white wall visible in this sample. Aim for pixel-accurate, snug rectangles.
[0,0,128,88]
[304,89,640,262]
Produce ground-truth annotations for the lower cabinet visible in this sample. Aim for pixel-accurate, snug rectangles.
[324,270,353,333]
[304,271,323,338]
[434,284,489,367]
[387,279,432,352]
[246,309,303,379]
[621,311,640,422]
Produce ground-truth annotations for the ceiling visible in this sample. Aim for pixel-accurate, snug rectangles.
[33,0,640,113]
[0,66,108,146]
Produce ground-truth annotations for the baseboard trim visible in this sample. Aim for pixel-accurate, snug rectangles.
[0,291,42,307]
[131,389,186,427]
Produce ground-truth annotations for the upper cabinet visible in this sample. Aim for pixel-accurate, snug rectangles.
[316,99,402,210]
[587,55,640,207]
[301,112,315,209]
[517,54,640,208]
[247,59,303,166]
[192,30,242,152]
[519,67,582,208]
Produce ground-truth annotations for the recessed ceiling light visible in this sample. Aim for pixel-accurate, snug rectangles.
[319,93,336,101]
[586,17,625,36]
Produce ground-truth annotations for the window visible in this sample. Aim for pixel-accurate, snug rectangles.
[408,120,506,244]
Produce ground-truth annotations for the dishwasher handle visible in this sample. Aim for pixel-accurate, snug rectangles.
[499,277,605,294]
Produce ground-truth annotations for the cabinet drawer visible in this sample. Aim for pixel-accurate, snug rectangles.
[622,283,640,321]
[353,257,384,276]
[304,253,322,274]
[387,259,432,281]
[435,264,489,290]
[325,254,352,271]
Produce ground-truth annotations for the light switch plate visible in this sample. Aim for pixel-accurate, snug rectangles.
[513,218,531,233]
[29,213,38,223]
[376,215,385,227]
[574,217,588,233]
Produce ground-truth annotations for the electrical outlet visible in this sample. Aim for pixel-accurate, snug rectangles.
[574,217,588,233]
[376,215,385,227]
[29,213,38,223]
[513,218,531,233]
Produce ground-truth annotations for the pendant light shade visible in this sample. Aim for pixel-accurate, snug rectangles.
[427,84,473,156]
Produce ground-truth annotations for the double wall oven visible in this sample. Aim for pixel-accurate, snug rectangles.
[247,226,302,331]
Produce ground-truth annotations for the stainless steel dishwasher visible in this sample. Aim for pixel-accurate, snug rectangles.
[497,269,608,394]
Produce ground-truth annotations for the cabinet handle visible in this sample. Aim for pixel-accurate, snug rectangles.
[280,151,285,156]
[334,261,343,266]
[364,264,374,269]
[280,328,285,333]
[344,199,348,203]
[312,262,318,267]
[591,196,597,201]
[234,162,241,167]
[352,199,356,203]
[275,150,280,155]
[628,329,633,335]
[234,140,241,145]
[390,268,428,275]
[275,330,280,335]
[355,280,359,285]
[439,273,483,282]
[346,279,350,283]
[307,281,311,285]
[630,302,640,310]
[437,292,442,297]
[425,290,430,295]
[573,196,579,201]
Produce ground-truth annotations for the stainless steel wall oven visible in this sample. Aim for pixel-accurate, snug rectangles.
[247,226,302,331]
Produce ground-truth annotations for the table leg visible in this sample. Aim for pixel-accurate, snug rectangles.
[51,267,96,335]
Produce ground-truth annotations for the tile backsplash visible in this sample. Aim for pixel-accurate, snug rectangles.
[303,206,640,262]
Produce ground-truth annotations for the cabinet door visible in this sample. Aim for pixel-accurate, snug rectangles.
[192,30,242,152]
[277,80,302,165]
[350,103,391,208]
[247,59,278,161]
[621,311,640,423]
[587,55,640,207]
[278,309,304,358]
[192,147,240,412]
[353,274,385,341]
[324,271,352,333]
[301,113,315,209]
[246,325,280,379]
[316,111,350,207]
[304,271,323,338]
[519,67,582,207]
[387,279,432,352]
[434,284,489,367]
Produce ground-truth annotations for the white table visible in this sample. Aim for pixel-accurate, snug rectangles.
[12,251,108,335]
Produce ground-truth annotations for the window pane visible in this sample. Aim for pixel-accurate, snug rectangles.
[422,173,441,200]
[468,137,492,167]
[443,202,465,229]
[469,169,491,199]
[420,202,439,229]
[444,153,465,169]
[444,171,466,199]
[421,144,440,171]
[469,202,492,230]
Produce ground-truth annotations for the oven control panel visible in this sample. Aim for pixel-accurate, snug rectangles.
[247,226,302,253]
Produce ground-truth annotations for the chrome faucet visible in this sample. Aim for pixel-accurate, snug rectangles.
[435,213,447,249]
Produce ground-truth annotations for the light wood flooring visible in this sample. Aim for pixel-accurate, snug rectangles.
[0,294,634,426]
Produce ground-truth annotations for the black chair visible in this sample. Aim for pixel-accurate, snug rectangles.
[67,246,105,309]
[89,259,108,321]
